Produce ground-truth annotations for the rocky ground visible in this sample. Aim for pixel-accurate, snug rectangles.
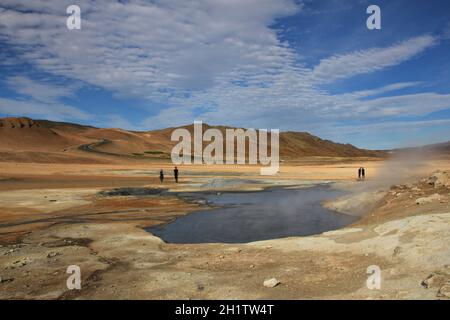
[0,162,449,299]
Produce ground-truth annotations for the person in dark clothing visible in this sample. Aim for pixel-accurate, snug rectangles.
[358,167,362,180]
[174,166,179,183]
[362,167,366,180]
[159,169,164,183]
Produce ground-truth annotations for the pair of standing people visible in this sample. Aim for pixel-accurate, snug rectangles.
[358,167,366,180]
[160,167,179,183]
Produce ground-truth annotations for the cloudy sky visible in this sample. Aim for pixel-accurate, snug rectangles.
[1,0,450,149]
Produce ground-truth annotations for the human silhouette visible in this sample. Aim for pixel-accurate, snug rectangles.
[358,167,362,180]
[362,167,366,180]
[174,166,179,183]
[159,169,164,183]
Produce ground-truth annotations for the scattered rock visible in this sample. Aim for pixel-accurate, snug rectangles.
[263,278,280,288]
[416,194,441,205]
[47,252,62,258]
[427,171,450,188]
[421,273,447,289]
[16,257,30,266]
[7,257,31,269]
[3,249,15,256]
[393,246,402,257]
[0,276,14,283]
[42,237,92,248]
[226,247,242,253]
[250,264,255,269]
[197,284,205,291]
[437,284,450,298]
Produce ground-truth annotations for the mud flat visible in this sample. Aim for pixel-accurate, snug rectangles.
[0,161,449,299]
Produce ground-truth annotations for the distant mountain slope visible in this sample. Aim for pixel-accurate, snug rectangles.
[0,117,88,151]
[154,123,384,158]
[0,117,386,163]
[279,131,382,158]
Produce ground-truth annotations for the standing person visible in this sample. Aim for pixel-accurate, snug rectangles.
[174,166,179,183]
[159,169,164,183]
[358,167,362,180]
[362,167,366,180]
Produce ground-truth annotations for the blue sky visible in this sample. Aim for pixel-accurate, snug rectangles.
[0,0,450,149]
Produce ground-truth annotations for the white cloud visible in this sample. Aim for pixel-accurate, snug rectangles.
[1,75,89,121]
[338,82,421,99]
[311,35,437,83]
[4,76,78,104]
[0,97,90,120]
[0,0,300,99]
[329,118,450,133]
[103,114,136,130]
[361,93,450,117]
[0,0,448,148]
[319,119,450,149]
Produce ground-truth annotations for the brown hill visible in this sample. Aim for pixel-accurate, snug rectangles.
[0,117,84,151]
[279,131,382,158]
[0,117,385,163]
[154,123,383,158]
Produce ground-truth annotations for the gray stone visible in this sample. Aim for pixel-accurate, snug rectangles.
[437,284,450,298]
[421,273,447,289]
[47,252,62,258]
[263,278,280,288]
[393,246,402,257]
[12,257,30,267]
[0,276,14,283]
[429,171,450,188]
[416,194,441,205]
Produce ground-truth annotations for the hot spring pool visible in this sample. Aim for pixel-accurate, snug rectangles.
[146,185,357,244]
